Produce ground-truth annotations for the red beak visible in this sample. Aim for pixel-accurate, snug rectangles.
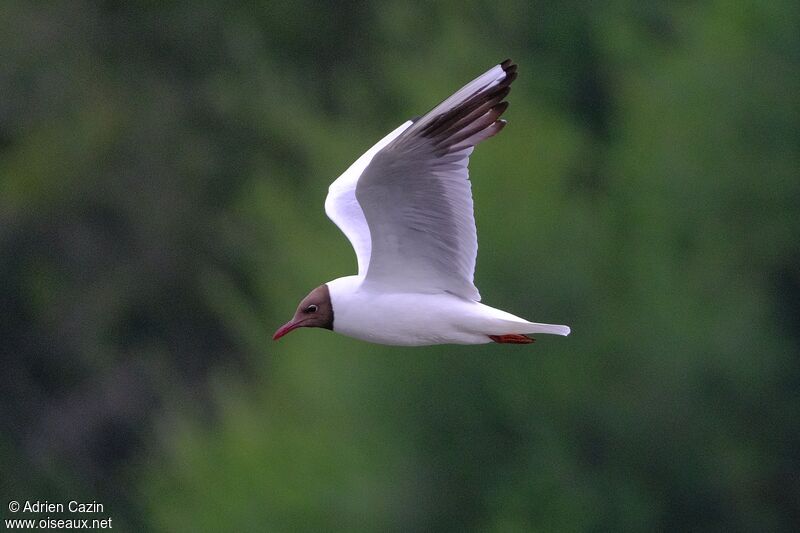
[273,320,302,341]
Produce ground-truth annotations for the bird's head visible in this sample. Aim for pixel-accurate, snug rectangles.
[273,284,334,340]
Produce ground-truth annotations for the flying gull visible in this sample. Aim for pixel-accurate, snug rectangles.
[274,60,571,345]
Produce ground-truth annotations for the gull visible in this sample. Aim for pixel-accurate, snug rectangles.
[274,60,570,346]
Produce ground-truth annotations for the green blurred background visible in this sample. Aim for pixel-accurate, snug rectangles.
[1,1,798,531]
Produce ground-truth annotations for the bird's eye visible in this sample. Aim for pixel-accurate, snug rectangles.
[305,304,318,313]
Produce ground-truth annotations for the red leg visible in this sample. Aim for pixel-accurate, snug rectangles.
[488,334,535,344]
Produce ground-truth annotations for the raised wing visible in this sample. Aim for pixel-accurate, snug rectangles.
[325,121,412,276]
[355,60,517,300]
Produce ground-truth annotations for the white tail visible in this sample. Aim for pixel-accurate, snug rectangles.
[524,322,571,336]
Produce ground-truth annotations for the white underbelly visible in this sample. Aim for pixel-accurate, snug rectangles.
[331,291,493,346]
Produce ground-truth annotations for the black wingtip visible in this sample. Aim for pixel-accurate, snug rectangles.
[500,59,517,76]
[412,60,517,149]
[491,119,508,137]
[505,70,518,85]
[492,101,509,116]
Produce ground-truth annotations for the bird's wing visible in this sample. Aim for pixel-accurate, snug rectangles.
[325,121,412,276]
[354,60,517,301]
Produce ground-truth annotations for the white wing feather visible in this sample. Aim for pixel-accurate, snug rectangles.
[356,61,517,300]
[325,60,517,300]
[324,121,411,276]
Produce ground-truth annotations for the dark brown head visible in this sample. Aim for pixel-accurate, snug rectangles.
[273,284,334,340]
